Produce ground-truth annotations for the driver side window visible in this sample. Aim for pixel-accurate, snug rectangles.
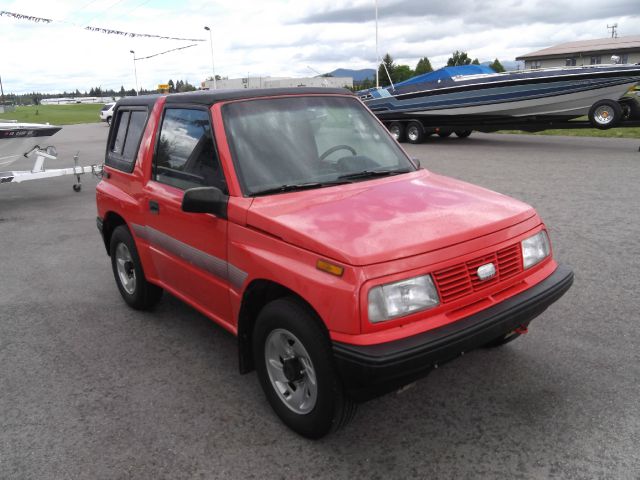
[154,108,227,192]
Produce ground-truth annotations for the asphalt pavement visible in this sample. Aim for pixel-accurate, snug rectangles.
[1,124,639,479]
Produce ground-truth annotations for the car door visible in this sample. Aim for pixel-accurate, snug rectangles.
[141,105,232,327]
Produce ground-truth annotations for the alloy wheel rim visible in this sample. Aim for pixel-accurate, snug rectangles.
[115,243,136,294]
[264,328,317,414]
[594,106,613,125]
[408,128,419,141]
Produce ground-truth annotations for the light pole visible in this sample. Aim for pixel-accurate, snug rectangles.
[204,26,216,89]
[130,50,139,95]
[375,0,379,88]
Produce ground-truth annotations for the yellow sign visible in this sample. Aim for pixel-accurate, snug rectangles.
[158,84,170,90]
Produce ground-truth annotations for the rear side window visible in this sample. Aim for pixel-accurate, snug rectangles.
[153,108,226,192]
[106,108,148,172]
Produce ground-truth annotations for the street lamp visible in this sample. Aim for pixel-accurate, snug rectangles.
[204,26,216,89]
[130,50,139,95]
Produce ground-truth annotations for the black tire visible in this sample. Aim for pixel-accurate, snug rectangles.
[588,99,622,129]
[253,297,356,439]
[388,122,405,142]
[454,130,472,138]
[406,121,425,144]
[106,116,112,126]
[438,131,452,138]
[110,225,162,310]
[72,184,81,192]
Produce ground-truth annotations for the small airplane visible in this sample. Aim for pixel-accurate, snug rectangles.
[1,120,102,191]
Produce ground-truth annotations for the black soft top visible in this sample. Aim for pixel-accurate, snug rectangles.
[116,87,352,108]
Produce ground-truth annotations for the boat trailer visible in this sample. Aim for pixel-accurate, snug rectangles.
[0,145,103,192]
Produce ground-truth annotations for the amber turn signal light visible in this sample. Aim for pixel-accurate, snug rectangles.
[316,259,344,277]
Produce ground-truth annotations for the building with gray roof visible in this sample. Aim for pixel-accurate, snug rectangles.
[516,35,640,69]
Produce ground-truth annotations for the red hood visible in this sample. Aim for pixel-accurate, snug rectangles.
[246,170,536,266]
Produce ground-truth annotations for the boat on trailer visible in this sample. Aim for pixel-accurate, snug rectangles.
[0,120,62,168]
[0,120,102,191]
[360,63,640,136]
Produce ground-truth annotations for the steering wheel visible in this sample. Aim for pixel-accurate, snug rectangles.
[319,144,357,161]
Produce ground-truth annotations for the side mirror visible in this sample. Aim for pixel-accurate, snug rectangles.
[182,187,228,219]
[411,158,421,169]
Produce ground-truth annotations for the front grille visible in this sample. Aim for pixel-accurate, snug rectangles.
[433,243,523,304]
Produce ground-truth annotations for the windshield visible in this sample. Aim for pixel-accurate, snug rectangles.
[222,96,415,196]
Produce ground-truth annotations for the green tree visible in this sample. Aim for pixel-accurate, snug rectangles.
[415,57,433,75]
[489,58,505,72]
[393,65,414,83]
[168,79,175,93]
[447,50,473,66]
[471,58,480,65]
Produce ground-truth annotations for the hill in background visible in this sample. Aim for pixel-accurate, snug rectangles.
[327,68,376,82]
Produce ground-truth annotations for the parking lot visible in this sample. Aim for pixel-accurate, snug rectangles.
[1,124,639,479]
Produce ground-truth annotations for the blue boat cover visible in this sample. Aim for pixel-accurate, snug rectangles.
[393,65,496,88]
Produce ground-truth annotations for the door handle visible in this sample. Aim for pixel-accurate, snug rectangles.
[149,200,160,214]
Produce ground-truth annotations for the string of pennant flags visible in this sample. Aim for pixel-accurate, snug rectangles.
[134,44,199,61]
[0,10,205,42]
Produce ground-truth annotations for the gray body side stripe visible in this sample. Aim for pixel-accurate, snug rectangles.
[131,223,248,289]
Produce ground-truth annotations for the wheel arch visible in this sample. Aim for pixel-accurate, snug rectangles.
[237,279,329,374]
[101,211,128,255]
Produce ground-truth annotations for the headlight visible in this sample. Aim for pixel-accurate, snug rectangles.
[368,274,440,323]
[521,231,551,269]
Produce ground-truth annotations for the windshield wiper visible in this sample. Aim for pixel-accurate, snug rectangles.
[250,180,352,197]
[338,168,412,181]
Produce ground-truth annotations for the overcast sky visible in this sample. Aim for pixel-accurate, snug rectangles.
[1,0,639,94]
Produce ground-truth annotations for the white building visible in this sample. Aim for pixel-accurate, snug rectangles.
[41,96,118,105]
[516,35,640,69]
[201,76,353,90]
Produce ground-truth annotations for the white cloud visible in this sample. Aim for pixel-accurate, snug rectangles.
[0,0,639,94]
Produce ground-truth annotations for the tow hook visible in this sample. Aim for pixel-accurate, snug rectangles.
[514,325,529,335]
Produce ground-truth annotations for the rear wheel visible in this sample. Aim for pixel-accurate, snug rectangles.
[588,100,622,129]
[454,130,472,138]
[406,121,425,144]
[253,297,356,439]
[388,122,405,142]
[438,131,452,138]
[107,116,112,126]
[110,225,162,310]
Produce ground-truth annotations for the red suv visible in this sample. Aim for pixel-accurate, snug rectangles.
[96,89,573,438]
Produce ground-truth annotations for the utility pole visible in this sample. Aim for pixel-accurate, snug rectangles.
[0,75,5,106]
[607,23,618,39]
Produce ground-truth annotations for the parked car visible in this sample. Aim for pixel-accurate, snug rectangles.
[99,102,115,125]
[96,88,573,438]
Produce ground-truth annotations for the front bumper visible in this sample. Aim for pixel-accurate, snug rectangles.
[333,264,574,401]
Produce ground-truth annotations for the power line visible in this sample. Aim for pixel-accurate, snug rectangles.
[84,0,129,25]
[61,0,101,22]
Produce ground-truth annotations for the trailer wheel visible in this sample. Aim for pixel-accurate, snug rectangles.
[454,130,472,138]
[406,122,425,144]
[588,100,622,129]
[388,122,405,142]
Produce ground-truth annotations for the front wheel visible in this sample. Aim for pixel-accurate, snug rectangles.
[388,122,405,142]
[110,225,163,310]
[588,100,622,129]
[253,297,356,439]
